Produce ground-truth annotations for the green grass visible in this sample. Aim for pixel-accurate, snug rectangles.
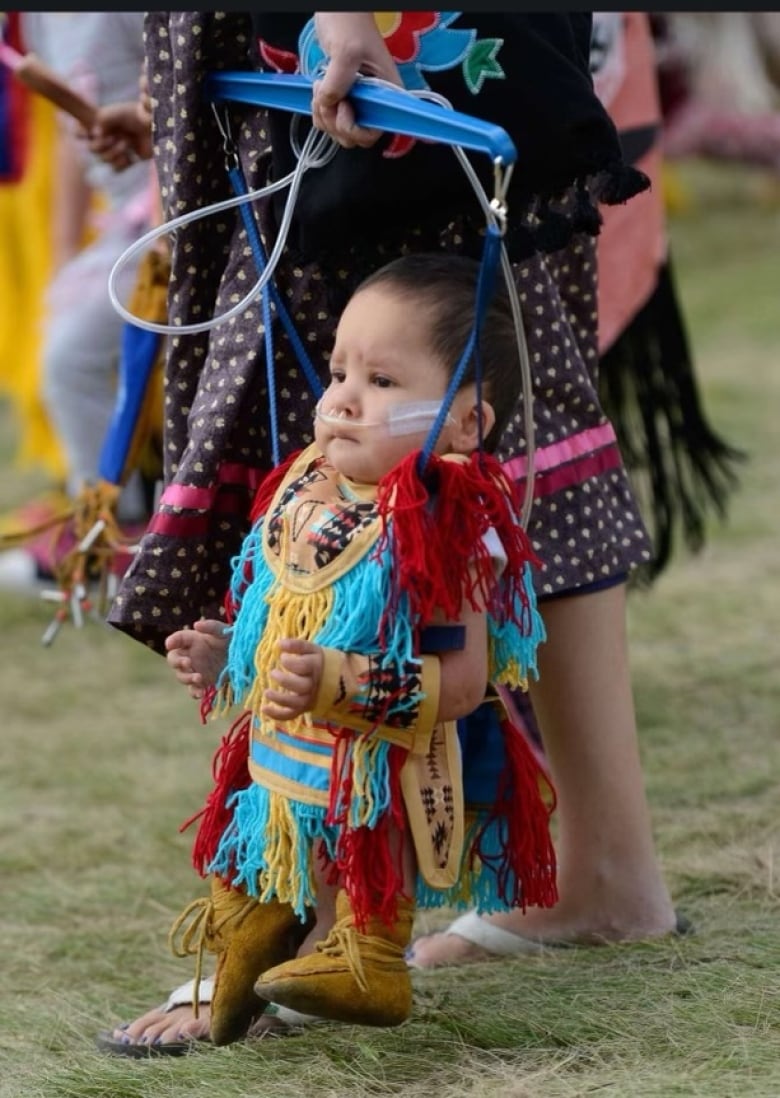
[2,160,780,1097]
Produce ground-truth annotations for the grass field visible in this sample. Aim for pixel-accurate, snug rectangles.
[1,161,779,1097]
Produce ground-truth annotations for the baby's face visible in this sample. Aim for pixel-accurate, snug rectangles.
[315,285,464,483]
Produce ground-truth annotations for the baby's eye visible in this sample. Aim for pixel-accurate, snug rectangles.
[371,374,395,389]
[329,368,346,384]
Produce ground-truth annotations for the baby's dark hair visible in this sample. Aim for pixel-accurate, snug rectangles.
[355,252,522,453]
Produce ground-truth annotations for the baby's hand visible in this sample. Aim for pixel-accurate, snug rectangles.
[262,637,324,721]
[165,619,228,700]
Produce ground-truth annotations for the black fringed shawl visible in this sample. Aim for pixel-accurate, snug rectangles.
[598,259,746,584]
[249,12,649,259]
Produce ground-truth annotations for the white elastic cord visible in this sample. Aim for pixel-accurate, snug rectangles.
[107,123,338,336]
[499,239,536,530]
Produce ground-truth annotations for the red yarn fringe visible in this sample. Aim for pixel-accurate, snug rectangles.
[179,709,252,882]
[472,716,559,911]
[199,685,217,724]
[326,733,407,930]
[375,450,540,640]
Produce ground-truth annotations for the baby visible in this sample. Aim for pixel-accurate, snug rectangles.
[164,251,555,1033]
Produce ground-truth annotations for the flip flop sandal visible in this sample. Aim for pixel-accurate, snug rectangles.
[94,977,214,1058]
[94,979,326,1055]
[94,1028,201,1058]
[406,909,695,970]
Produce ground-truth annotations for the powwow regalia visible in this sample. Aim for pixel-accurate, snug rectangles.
[190,440,557,933]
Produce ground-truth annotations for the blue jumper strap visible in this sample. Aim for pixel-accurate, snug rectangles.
[417,224,503,471]
[226,162,324,467]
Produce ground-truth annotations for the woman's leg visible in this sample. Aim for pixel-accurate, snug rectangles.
[408,582,677,966]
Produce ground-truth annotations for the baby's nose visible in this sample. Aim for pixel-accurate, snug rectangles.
[328,390,361,417]
[315,394,365,426]
[328,403,357,419]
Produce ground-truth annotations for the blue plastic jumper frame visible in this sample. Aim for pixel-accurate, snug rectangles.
[206,71,517,166]
[206,70,518,472]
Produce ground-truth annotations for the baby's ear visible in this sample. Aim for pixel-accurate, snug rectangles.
[450,400,496,454]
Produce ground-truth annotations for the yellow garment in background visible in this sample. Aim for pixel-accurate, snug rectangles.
[0,93,64,478]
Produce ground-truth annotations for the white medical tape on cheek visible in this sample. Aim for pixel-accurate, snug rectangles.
[386,400,457,437]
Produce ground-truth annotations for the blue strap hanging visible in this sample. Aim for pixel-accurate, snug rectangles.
[211,103,324,467]
[416,222,502,474]
[224,153,324,469]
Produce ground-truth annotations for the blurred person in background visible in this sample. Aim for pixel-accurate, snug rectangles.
[592,11,744,588]
[0,12,63,498]
[0,12,156,590]
[654,12,780,179]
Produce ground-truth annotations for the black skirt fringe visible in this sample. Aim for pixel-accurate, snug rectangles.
[598,258,746,584]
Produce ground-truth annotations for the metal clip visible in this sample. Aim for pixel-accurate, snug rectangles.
[489,157,514,236]
[210,101,239,171]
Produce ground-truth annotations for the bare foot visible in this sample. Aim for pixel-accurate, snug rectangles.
[407,930,494,969]
[97,976,217,1054]
[407,891,680,970]
[108,1002,211,1049]
[102,997,318,1051]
